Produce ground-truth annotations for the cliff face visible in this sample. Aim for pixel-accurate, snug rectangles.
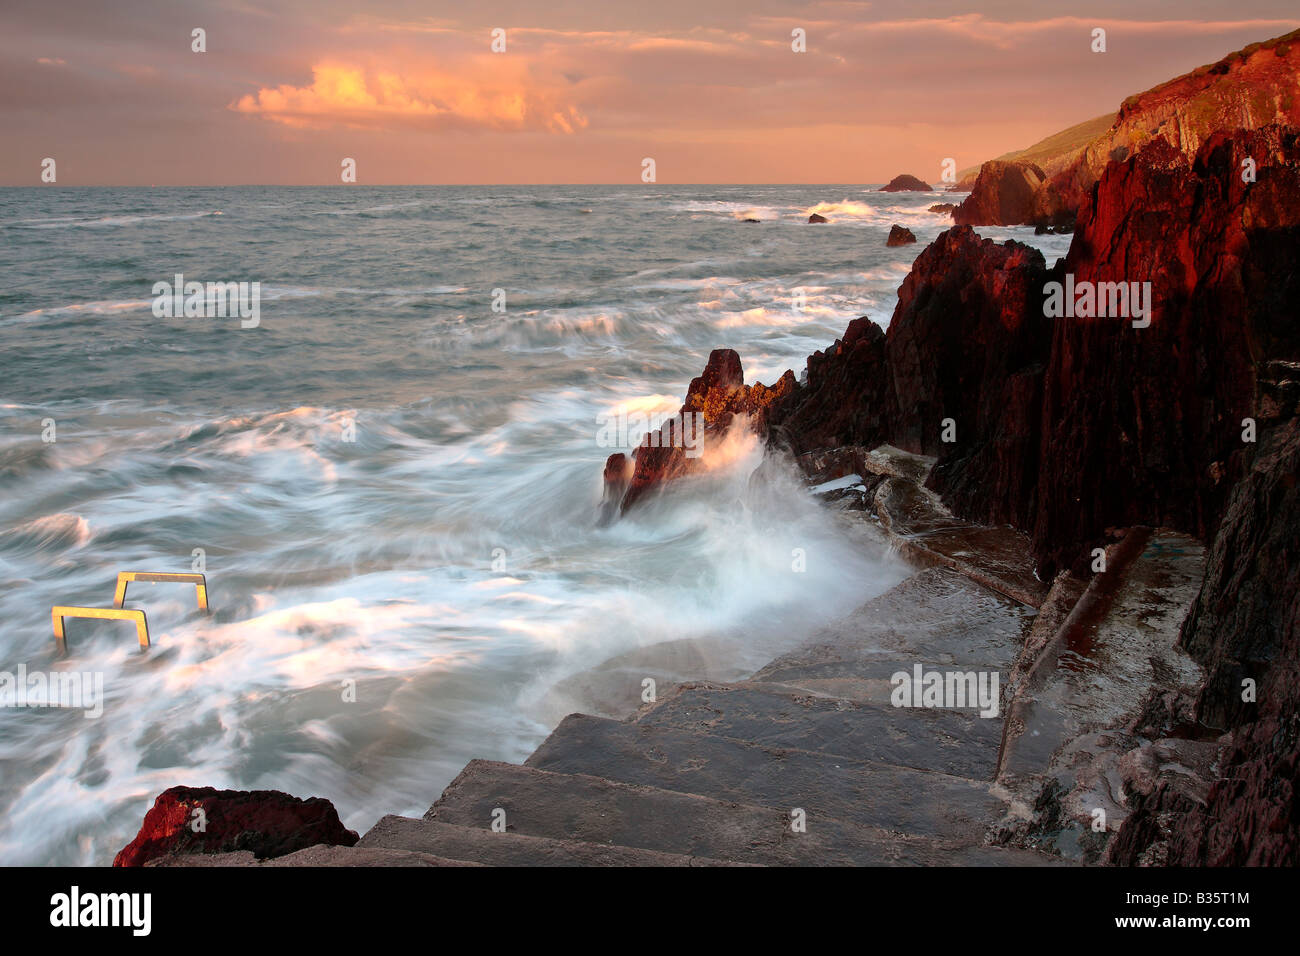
[953,160,1047,227]
[1032,125,1300,575]
[1110,416,1300,866]
[882,229,1051,529]
[957,29,1300,226]
[954,113,1114,185]
[765,316,893,457]
[1042,30,1300,222]
[618,128,1300,582]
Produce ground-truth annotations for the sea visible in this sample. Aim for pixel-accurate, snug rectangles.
[0,185,1072,864]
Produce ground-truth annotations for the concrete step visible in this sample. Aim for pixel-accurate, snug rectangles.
[425,759,1061,866]
[634,680,1003,778]
[999,529,1206,784]
[871,475,1049,608]
[753,568,1033,688]
[529,712,1007,840]
[993,529,1208,861]
[360,814,749,866]
[153,845,481,867]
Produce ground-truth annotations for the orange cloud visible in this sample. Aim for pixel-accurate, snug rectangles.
[232,62,587,133]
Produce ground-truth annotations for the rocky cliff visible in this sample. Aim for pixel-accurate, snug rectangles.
[618,126,1300,578]
[953,160,1047,227]
[960,29,1300,227]
[608,126,1300,864]
[1030,125,1300,574]
[1110,415,1300,866]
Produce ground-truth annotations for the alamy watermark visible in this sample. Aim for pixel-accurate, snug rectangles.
[151,273,260,328]
[0,664,103,718]
[50,886,150,936]
[890,664,1000,718]
[597,410,704,458]
[1043,274,1153,328]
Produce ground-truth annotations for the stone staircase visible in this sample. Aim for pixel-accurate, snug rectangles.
[347,563,1065,866]
[179,447,1207,867]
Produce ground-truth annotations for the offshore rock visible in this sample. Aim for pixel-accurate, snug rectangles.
[114,786,359,867]
[953,160,1046,226]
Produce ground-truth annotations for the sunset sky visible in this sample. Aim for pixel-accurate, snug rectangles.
[2,0,1297,185]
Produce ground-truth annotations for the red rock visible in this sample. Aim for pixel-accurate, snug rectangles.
[1032,125,1300,576]
[952,160,1046,226]
[884,227,1052,528]
[1112,417,1300,866]
[113,786,359,867]
[1037,28,1300,226]
[599,453,632,525]
[807,213,829,223]
[619,349,796,511]
[767,316,893,457]
[885,225,916,246]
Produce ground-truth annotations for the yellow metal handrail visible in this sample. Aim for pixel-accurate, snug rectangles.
[113,571,209,612]
[53,606,150,651]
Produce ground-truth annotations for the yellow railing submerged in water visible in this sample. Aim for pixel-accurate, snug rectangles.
[53,572,210,653]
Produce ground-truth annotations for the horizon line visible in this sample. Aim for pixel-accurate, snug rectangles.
[0,181,959,189]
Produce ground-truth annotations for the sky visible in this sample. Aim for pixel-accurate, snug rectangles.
[2,0,1297,185]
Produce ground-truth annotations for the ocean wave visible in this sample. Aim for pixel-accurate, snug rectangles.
[670,200,790,220]
[8,211,224,229]
[715,306,803,329]
[0,513,92,555]
[803,200,877,220]
[3,298,153,324]
[441,309,629,351]
[314,200,429,217]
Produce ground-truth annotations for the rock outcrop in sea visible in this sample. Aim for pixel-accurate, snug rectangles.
[953,159,1047,227]
[880,174,932,191]
[618,348,796,512]
[885,224,916,246]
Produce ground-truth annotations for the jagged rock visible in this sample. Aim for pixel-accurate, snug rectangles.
[1032,125,1300,576]
[807,213,829,223]
[885,225,917,246]
[928,203,956,215]
[887,227,1051,529]
[114,787,358,867]
[766,318,893,457]
[952,160,1047,226]
[1111,417,1300,865]
[1037,28,1300,225]
[598,453,631,525]
[619,349,796,511]
[880,174,933,192]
